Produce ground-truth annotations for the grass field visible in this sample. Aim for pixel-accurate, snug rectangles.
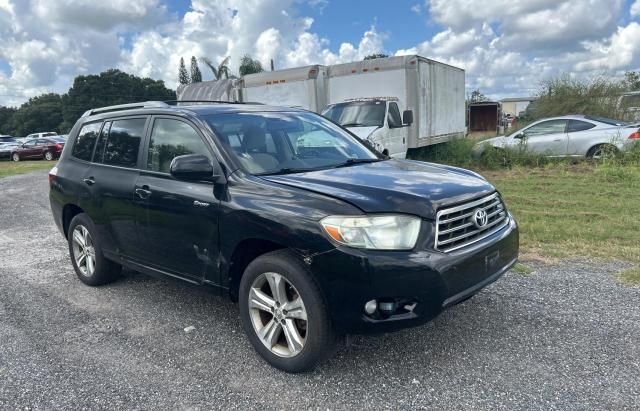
[0,160,55,179]
[482,164,640,284]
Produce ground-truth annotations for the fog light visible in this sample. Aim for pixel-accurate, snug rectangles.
[364,300,377,315]
[378,301,397,314]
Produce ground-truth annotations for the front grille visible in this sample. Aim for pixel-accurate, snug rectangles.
[435,192,509,252]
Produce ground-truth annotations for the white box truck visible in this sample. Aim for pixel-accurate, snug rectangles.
[322,55,466,158]
[241,65,328,112]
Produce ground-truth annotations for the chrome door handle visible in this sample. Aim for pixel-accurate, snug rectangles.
[83,177,95,186]
[135,188,152,199]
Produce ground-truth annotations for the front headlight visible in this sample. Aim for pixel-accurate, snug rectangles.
[320,215,421,250]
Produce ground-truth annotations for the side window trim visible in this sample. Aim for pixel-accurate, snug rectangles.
[142,115,215,176]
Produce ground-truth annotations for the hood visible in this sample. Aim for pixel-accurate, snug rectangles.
[262,159,495,220]
[478,135,511,148]
[345,126,379,139]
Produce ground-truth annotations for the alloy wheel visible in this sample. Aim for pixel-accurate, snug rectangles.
[248,272,308,357]
[44,151,53,160]
[72,225,96,277]
[12,153,19,162]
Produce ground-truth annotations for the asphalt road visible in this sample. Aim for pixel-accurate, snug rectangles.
[1,170,639,410]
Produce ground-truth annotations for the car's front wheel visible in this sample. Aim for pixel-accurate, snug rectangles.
[239,250,336,373]
[68,213,121,286]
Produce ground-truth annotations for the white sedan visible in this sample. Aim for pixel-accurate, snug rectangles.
[474,115,640,159]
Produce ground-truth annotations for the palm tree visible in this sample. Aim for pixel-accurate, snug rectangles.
[201,56,231,80]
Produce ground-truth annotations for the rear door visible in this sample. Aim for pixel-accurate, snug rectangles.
[135,116,221,282]
[521,119,569,156]
[86,116,148,260]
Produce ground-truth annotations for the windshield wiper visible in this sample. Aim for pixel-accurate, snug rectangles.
[331,158,383,169]
[255,167,319,176]
[341,122,370,127]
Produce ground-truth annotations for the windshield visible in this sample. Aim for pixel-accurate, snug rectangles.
[205,111,380,175]
[322,101,385,127]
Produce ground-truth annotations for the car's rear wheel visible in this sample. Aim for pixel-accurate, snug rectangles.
[68,213,121,286]
[11,153,20,162]
[44,151,53,161]
[239,250,336,373]
[587,144,618,160]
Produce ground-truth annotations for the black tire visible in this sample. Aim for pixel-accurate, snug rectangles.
[67,213,121,286]
[587,144,618,160]
[239,249,336,373]
[11,152,20,162]
[44,151,54,161]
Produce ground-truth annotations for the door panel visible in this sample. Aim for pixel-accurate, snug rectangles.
[135,116,221,282]
[521,120,568,156]
[385,102,407,158]
[135,173,219,280]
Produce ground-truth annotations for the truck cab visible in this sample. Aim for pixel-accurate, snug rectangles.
[322,98,413,158]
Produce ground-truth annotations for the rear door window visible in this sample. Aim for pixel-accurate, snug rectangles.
[72,122,102,161]
[96,118,146,168]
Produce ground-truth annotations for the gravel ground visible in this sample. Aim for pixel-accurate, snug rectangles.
[0,170,639,410]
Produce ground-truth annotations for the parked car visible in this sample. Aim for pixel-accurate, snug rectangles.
[0,142,20,159]
[49,101,519,373]
[473,115,640,159]
[11,137,65,161]
[25,131,58,140]
[0,135,18,143]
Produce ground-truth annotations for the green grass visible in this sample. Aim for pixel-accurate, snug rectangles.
[0,160,55,178]
[410,139,640,284]
[484,164,640,284]
[512,263,533,276]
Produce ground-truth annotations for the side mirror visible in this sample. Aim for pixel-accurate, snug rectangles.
[170,154,223,182]
[513,132,525,139]
[402,109,414,126]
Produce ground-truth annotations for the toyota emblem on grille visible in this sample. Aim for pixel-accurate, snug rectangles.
[473,208,488,228]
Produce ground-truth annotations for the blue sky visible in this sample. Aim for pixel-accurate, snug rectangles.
[1,0,639,106]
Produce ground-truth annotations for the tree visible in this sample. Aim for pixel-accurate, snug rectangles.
[623,71,640,91]
[363,53,389,60]
[239,54,264,76]
[201,56,231,80]
[0,106,16,135]
[179,57,190,85]
[61,69,176,131]
[190,56,202,83]
[469,89,488,103]
[10,93,64,136]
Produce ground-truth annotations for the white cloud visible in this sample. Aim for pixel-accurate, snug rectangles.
[0,0,639,106]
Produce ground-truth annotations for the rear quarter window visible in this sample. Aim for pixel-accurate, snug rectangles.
[71,122,102,161]
[568,120,596,133]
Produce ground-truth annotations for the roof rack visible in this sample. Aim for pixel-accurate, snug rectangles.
[165,100,258,105]
[82,101,169,117]
[82,100,264,117]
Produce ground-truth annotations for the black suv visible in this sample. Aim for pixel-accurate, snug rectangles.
[49,101,519,372]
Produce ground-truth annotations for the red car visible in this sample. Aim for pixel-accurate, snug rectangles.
[11,137,65,162]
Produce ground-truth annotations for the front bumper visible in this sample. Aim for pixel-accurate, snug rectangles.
[308,215,519,334]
